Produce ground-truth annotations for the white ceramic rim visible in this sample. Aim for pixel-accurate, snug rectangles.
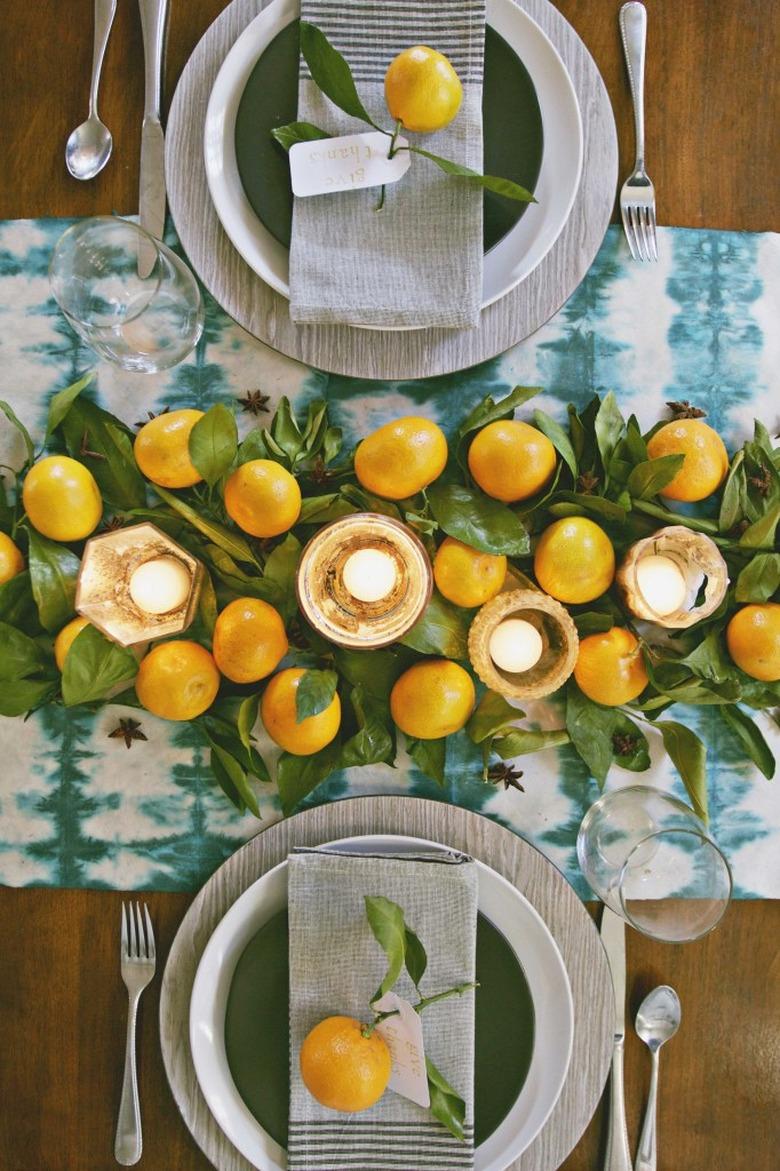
[202,0,584,322]
[189,833,574,1171]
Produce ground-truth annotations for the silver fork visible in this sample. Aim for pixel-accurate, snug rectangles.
[115,902,156,1166]
[619,2,658,261]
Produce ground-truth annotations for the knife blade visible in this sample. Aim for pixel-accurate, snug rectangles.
[600,906,632,1171]
[138,0,169,272]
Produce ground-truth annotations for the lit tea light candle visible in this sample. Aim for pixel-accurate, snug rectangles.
[636,554,687,617]
[129,556,191,615]
[489,618,544,674]
[342,547,398,603]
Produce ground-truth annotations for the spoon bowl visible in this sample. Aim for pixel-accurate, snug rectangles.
[635,984,681,1052]
[65,117,113,181]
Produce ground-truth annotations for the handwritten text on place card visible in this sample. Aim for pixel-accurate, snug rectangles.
[289,131,411,197]
[374,991,430,1108]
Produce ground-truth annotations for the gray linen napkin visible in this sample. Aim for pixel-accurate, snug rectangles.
[289,0,485,330]
[288,847,478,1170]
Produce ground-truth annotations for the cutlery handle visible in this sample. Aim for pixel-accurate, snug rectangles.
[634,1049,660,1171]
[619,1,647,169]
[114,992,142,1165]
[138,0,170,120]
[89,0,118,117]
[604,1037,632,1171]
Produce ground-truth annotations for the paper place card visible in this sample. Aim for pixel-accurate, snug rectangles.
[374,991,430,1108]
[289,131,411,197]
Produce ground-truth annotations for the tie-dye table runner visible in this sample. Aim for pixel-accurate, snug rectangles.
[1,219,778,898]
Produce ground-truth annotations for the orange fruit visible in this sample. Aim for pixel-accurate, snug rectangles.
[467,420,557,503]
[224,460,301,538]
[433,537,506,608]
[300,1016,392,1113]
[574,628,649,706]
[354,417,447,501]
[22,455,102,541]
[726,603,780,682]
[645,419,728,502]
[384,46,462,134]
[133,408,204,489]
[534,517,615,604]
[390,658,475,740]
[54,616,90,671]
[0,531,24,584]
[212,597,288,684]
[261,667,341,755]
[135,640,220,720]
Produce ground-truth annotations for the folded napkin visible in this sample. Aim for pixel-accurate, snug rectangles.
[287,847,478,1170]
[289,0,486,330]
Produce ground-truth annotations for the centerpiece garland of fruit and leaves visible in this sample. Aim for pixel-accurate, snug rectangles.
[0,377,778,823]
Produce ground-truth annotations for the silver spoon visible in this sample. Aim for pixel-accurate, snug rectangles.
[634,984,681,1171]
[65,0,118,180]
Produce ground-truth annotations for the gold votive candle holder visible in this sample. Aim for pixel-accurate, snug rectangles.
[468,588,579,700]
[76,522,204,647]
[616,525,729,629]
[295,513,433,649]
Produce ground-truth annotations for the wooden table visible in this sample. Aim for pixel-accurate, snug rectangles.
[0,2,778,1169]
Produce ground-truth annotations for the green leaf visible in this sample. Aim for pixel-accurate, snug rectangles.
[271,120,331,151]
[59,398,146,510]
[335,647,409,699]
[456,385,541,470]
[0,571,40,630]
[407,736,446,785]
[547,490,627,524]
[276,742,341,814]
[44,371,94,440]
[196,569,218,636]
[492,728,570,757]
[719,451,746,532]
[398,590,470,659]
[152,486,257,565]
[426,1057,466,1141]
[427,482,529,556]
[298,493,355,524]
[208,741,261,817]
[594,392,625,484]
[61,624,138,706]
[565,683,616,785]
[738,503,780,549]
[403,927,428,990]
[734,553,780,602]
[339,686,395,768]
[364,895,408,1002]
[188,404,238,487]
[0,676,58,717]
[200,710,270,782]
[647,718,708,821]
[26,529,80,632]
[295,668,338,721]
[299,21,376,126]
[466,690,521,744]
[532,409,578,477]
[263,533,302,591]
[573,610,615,637]
[627,455,686,500]
[237,693,260,752]
[720,705,775,780]
[0,620,49,680]
[0,399,35,467]
[409,147,535,203]
[609,712,651,772]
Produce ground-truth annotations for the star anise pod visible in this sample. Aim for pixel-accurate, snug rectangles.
[238,389,271,415]
[134,406,170,428]
[667,400,706,419]
[487,762,525,791]
[79,429,106,460]
[102,515,127,532]
[730,518,750,538]
[309,455,334,486]
[108,718,148,749]
[612,731,639,757]
[576,469,600,495]
[748,464,773,497]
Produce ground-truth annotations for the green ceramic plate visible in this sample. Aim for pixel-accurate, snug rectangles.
[234,21,544,253]
[224,910,535,1150]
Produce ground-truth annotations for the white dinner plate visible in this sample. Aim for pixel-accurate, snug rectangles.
[203,0,583,323]
[190,833,574,1171]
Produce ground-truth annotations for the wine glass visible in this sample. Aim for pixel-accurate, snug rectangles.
[49,216,204,373]
[577,786,732,942]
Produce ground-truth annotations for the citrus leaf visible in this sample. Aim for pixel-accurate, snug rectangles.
[399,590,469,659]
[295,668,338,721]
[647,718,708,821]
[207,741,261,817]
[427,482,529,556]
[738,503,780,549]
[61,624,138,706]
[594,391,625,483]
[407,735,446,785]
[276,742,341,814]
[44,371,94,441]
[720,704,775,780]
[426,1057,466,1141]
[188,403,238,487]
[718,450,746,532]
[627,454,685,500]
[152,486,257,565]
[573,610,615,637]
[299,21,376,126]
[565,682,615,785]
[0,399,35,467]
[409,147,535,203]
[26,529,80,632]
[734,553,780,602]
[271,121,331,151]
[532,409,578,477]
[466,690,521,744]
[0,620,49,680]
[492,728,570,757]
[237,693,260,752]
[59,398,146,509]
[0,571,40,630]
[404,927,428,990]
[365,895,407,1003]
[0,676,58,717]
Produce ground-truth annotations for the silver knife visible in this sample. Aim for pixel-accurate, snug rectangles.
[601,906,632,1171]
[138,0,169,260]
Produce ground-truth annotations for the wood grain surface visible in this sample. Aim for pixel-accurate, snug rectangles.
[1,2,779,1170]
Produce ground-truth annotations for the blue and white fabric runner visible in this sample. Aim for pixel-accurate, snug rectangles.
[0,219,778,897]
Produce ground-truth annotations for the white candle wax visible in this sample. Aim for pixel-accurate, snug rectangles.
[489,618,544,674]
[342,548,398,603]
[129,556,191,615]
[636,554,688,616]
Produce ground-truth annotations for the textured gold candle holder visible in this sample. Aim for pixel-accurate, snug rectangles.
[468,589,579,700]
[76,522,204,646]
[295,513,433,649]
[616,525,729,628]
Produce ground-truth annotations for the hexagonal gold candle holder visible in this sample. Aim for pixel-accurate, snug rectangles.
[295,513,433,649]
[468,588,579,700]
[76,522,204,647]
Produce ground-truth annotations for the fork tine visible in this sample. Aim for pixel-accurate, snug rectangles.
[639,207,652,263]
[621,205,639,261]
[628,206,644,261]
[143,904,156,961]
[648,206,659,260]
[121,901,129,958]
[129,900,140,958]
